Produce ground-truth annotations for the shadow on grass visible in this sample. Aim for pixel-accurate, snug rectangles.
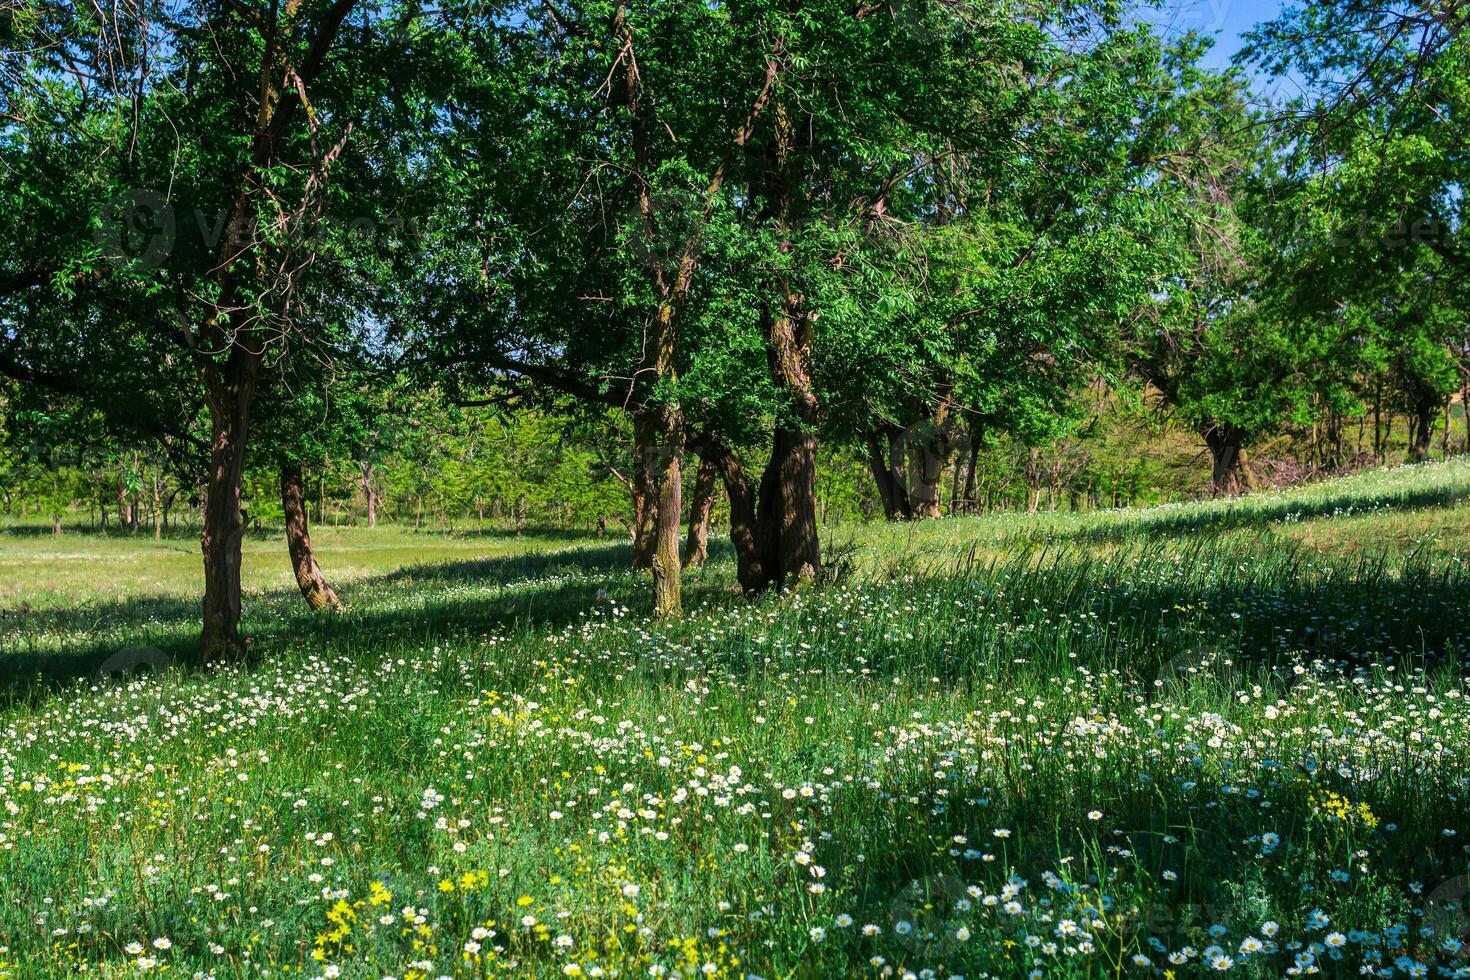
[5,519,1465,713]
[826,742,1464,967]
[861,536,1470,692]
[0,537,740,708]
[1033,479,1470,547]
[0,521,605,543]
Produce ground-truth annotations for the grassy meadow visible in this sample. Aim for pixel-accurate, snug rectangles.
[3,461,1470,978]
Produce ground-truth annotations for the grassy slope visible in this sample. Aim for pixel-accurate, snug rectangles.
[2,462,1470,978]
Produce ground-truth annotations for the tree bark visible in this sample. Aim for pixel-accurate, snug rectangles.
[1410,396,1439,462]
[908,431,949,518]
[908,388,955,519]
[630,411,658,570]
[199,360,259,662]
[1462,384,1470,454]
[693,354,822,601]
[1203,423,1247,496]
[1023,447,1042,512]
[281,457,340,611]
[194,0,360,660]
[759,298,822,588]
[650,412,684,618]
[359,463,378,528]
[959,428,981,515]
[693,436,769,594]
[863,427,911,520]
[118,469,128,533]
[683,452,717,569]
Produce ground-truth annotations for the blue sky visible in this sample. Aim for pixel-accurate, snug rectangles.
[1141,0,1286,69]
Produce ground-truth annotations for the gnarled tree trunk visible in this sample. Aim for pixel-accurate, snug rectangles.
[908,431,947,518]
[1203,423,1247,496]
[908,387,955,519]
[759,297,822,588]
[281,457,340,611]
[683,452,717,569]
[1409,396,1439,462]
[698,437,766,595]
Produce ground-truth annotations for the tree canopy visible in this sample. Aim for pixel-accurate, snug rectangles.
[2,0,1466,649]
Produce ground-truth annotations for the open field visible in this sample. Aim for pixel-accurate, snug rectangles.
[3,461,1470,977]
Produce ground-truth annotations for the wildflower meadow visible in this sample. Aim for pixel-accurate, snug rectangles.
[3,461,1470,979]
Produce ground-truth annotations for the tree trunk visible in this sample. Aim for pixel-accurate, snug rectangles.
[118,470,128,533]
[908,432,950,519]
[199,367,258,663]
[863,427,911,520]
[1373,388,1383,462]
[908,389,955,519]
[755,423,821,589]
[1463,384,1470,454]
[949,446,963,513]
[630,411,659,570]
[701,439,766,595]
[362,469,377,528]
[1410,397,1438,462]
[753,294,822,589]
[650,406,684,619]
[52,513,61,536]
[959,429,981,515]
[1203,423,1247,496]
[281,457,340,611]
[683,452,717,570]
[1023,447,1042,512]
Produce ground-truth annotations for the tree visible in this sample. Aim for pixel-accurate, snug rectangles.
[1120,40,1327,495]
[406,0,1169,606]
[2,0,422,657]
[1243,0,1467,466]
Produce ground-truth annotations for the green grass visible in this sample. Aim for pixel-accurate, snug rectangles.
[3,461,1470,978]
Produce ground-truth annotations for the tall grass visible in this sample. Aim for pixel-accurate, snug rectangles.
[1,461,1469,977]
